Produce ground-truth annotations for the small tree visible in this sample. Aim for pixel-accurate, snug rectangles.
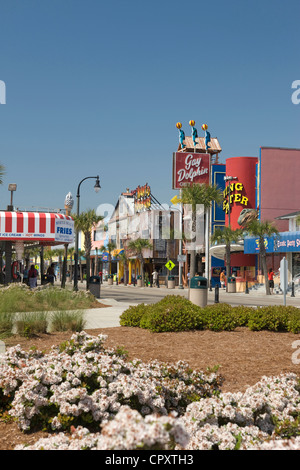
[73,209,104,288]
[246,219,279,295]
[211,227,243,290]
[180,183,223,278]
[117,249,130,286]
[127,238,152,285]
[100,241,117,275]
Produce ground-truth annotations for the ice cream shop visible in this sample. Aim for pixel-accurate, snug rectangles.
[0,210,74,283]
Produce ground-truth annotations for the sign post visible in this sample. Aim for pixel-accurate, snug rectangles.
[280,257,288,306]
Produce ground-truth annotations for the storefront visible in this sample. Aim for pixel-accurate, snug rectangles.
[0,210,74,283]
[244,231,300,282]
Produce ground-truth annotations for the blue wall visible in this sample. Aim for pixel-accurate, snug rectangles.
[211,164,226,285]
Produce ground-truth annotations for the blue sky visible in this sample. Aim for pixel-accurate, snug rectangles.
[0,0,299,215]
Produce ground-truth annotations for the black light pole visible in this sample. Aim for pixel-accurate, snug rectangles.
[74,175,101,291]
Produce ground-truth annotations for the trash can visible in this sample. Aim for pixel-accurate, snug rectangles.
[107,274,113,285]
[227,276,236,293]
[167,275,175,289]
[188,276,208,307]
[137,275,142,287]
[89,275,101,298]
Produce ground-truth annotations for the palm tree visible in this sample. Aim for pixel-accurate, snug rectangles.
[180,183,223,278]
[117,250,129,286]
[100,241,117,276]
[127,238,152,285]
[79,249,86,282]
[211,226,243,290]
[67,246,75,282]
[73,209,103,288]
[246,219,279,295]
[52,248,64,281]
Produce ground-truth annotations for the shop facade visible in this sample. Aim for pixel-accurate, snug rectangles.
[0,210,74,283]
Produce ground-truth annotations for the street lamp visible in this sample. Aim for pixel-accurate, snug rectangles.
[74,175,101,291]
[224,176,237,227]
[8,183,17,211]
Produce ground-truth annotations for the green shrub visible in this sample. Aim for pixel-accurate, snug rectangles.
[247,306,290,332]
[118,294,300,334]
[231,305,255,326]
[200,304,237,331]
[139,295,203,332]
[286,308,300,334]
[120,303,150,327]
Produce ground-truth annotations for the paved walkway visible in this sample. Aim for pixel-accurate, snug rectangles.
[84,298,138,329]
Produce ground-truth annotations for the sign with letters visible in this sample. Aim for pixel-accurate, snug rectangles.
[55,218,74,243]
[172,152,210,189]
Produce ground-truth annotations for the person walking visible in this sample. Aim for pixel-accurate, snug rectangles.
[46,263,56,285]
[152,269,158,287]
[220,270,226,289]
[268,268,275,294]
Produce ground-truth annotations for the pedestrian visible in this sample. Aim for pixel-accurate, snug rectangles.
[268,268,275,294]
[28,264,38,289]
[152,269,158,287]
[23,266,29,285]
[46,263,56,285]
[220,270,226,289]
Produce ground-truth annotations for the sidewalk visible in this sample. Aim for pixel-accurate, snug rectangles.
[83,298,138,329]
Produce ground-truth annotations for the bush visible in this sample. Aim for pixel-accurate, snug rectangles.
[200,304,237,331]
[247,306,290,332]
[119,295,300,334]
[139,296,203,332]
[120,303,150,327]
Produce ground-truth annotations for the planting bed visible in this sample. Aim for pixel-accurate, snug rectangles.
[1,326,300,450]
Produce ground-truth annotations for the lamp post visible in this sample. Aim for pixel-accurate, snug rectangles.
[8,183,17,211]
[224,176,237,227]
[74,176,101,291]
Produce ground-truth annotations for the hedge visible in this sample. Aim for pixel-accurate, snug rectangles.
[119,296,300,333]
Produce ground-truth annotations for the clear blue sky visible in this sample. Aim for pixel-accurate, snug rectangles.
[0,0,299,215]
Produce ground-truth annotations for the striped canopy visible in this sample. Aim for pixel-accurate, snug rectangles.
[0,211,74,244]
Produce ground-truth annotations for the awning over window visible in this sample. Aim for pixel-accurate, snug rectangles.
[0,211,74,244]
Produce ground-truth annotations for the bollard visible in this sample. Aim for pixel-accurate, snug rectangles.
[291,281,295,297]
[214,284,219,303]
[245,281,249,294]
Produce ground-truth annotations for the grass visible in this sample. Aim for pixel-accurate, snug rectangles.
[0,284,92,337]
[0,284,96,313]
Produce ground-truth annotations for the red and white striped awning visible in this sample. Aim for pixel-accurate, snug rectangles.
[0,211,74,244]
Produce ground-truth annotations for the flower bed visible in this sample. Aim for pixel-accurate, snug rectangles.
[1,331,300,450]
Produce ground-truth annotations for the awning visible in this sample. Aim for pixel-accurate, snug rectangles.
[0,211,74,244]
[209,242,244,260]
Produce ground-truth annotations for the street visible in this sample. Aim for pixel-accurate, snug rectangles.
[90,282,300,308]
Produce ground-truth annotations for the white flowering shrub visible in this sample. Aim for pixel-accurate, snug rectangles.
[1,331,300,450]
[0,332,221,433]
